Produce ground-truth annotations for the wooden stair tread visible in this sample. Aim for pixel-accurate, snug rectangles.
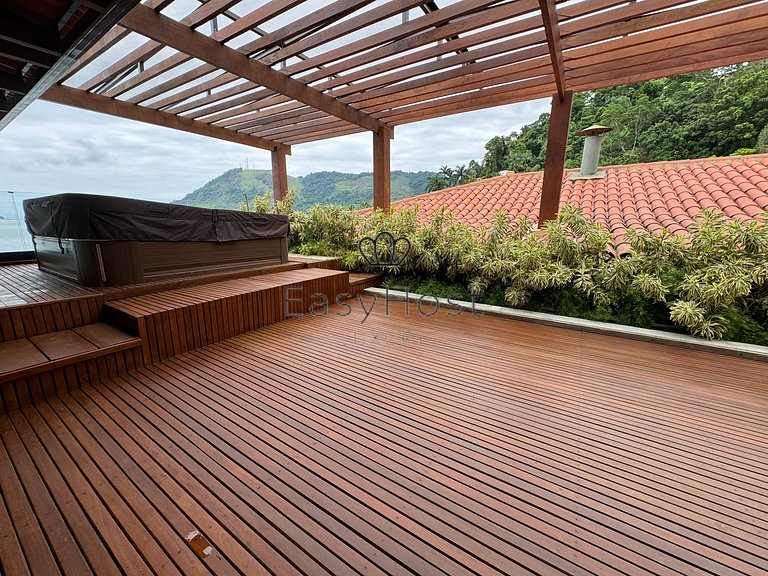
[105,268,349,317]
[0,323,141,384]
[29,330,97,360]
[288,254,343,270]
[73,322,137,348]
[348,273,382,285]
[0,338,48,373]
[104,268,351,365]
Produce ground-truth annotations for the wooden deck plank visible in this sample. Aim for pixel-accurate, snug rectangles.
[180,340,760,572]
[0,303,765,575]
[0,465,31,576]
[33,399,211,576]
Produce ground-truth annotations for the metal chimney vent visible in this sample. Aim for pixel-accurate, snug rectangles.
[570,124,613,180]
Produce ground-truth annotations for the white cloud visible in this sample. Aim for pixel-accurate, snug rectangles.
[0,97,549,204]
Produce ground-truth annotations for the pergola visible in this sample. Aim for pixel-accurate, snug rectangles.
[4,0,768,219]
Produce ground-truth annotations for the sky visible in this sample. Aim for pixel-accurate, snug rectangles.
[0,96,550,206]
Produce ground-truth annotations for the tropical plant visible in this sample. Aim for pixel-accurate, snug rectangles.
[284,198,768,344]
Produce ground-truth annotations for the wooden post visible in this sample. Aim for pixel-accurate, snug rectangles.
[373,126,393,211]
[538,91,573,225]
[271,146,288,202]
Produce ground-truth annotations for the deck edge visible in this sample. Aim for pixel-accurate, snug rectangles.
[364,288,768,363]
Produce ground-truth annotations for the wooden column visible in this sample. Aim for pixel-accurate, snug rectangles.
[271,146,288,202]
[373,126,393,211]
[538,90,573,225]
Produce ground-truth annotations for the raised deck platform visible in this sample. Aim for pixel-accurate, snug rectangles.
[0,261,306,341]
[0,261,350,411]
[105,267,349,364]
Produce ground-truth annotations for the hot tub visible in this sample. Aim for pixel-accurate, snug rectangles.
[24,193,289,286]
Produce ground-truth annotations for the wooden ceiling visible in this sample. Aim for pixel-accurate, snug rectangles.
[18,0,768,151]
[0,0,142,130]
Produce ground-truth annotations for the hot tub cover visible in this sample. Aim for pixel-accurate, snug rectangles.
[24,193,289,242]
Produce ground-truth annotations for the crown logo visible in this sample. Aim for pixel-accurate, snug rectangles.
[358,231,411,269]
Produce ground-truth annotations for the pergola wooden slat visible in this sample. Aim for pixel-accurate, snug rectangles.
[44,83,289,152]
[19,0,768,214]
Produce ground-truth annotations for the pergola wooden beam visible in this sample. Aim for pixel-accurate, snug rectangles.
[568,30,768,82]
[108,0,327,109]
[61,0,172,85]
[42,84,289,153]
[120,4,385,133]
[241,0,371,59]
[271,147,289,202]
[193,0,618,127]
[294,0,532,84]
[564,0,768,61]
[261,0,430,66]
[206,31,548,130]
[79,39,164,92]
[570,43,768,92]
[373,126,393,211]
[560,0,754,49]
[538,91,573,225]
[538,0,566,101]
[377,75,554,121]
[78,0,241,92]
[58,26,131,83]
[173,7,544,131]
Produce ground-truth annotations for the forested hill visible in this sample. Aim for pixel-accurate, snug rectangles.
[174,168,432,211]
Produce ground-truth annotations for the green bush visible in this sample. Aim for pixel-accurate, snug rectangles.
[244,195,768,344]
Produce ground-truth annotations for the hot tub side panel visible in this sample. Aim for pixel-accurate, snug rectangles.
[32,236,288,286]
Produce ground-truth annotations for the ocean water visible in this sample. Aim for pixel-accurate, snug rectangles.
[0,220,34,252]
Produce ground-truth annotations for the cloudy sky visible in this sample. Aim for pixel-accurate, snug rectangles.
[0,96,549,205]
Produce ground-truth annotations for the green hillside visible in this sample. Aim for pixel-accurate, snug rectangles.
[174,168,433,211]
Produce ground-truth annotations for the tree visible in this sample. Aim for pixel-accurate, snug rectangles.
[425,173,448,192]
[453,164,468,185]
[756,123,768,153]
[505,138,538,172]
[462,60,768,176]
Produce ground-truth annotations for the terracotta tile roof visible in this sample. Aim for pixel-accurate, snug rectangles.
[366,154,768,254]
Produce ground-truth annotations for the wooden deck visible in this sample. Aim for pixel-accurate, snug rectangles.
[1,300,766,575]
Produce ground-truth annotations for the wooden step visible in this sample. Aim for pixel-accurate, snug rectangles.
[0,322,142,412]
[104,268,351,365]
[0,294,105,343]
[288,254,344,270]
[348,273,383,295]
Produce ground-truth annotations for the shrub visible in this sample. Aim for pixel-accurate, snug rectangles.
[245,196,768,344]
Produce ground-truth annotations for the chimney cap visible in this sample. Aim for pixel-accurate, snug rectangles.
[576,124,612,137]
